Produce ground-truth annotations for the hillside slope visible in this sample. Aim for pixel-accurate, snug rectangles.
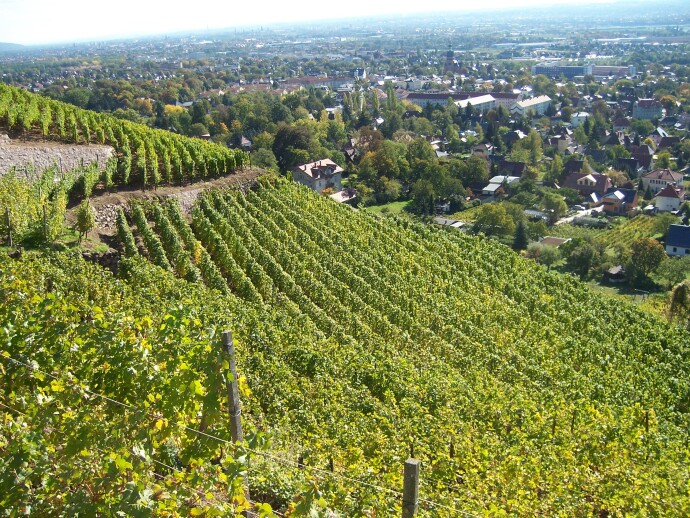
[47,178,690,515]
[0,84,248,189]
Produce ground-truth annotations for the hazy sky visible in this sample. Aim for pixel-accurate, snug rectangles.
[0,0,616,46]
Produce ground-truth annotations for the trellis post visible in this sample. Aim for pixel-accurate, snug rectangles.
[402,458,420,518]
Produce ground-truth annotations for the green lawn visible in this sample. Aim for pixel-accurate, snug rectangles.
[364,199,412,215]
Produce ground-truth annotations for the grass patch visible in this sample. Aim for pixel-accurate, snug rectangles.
[364,199,412,215]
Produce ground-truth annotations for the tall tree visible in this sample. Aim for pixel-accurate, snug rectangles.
[512,220,529,251]
[627,237,666,283]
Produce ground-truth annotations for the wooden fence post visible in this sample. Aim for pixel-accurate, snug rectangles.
[222,330,243,443]
[5,207,12,247]
[222,330,253,516]
[402,458,420,518]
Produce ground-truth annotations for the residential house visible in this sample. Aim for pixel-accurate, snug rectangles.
[655,184,686,212]
[666,225,690,256]
[616,157,641,177]
[630,145,655,171]
[292,159,343,193]
[632,99,663,120]
[488,175,520,187]
[613,117,631,132]
[571,112,591,128]
[548,134,572,153]
[562,171,613,201]
[601,188,639,215]
[497,160,527,178]
[641,168,684,194]
[564,160,586,175]
[657,135,681,150]
[472,143,494,159]
[503,130,527,148]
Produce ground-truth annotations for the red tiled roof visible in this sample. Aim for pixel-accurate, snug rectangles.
[656,184,685,199]
[643,168,683,182]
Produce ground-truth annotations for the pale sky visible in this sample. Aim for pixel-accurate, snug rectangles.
[0,0,617,46]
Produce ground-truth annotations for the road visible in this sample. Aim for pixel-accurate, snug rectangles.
[555,206,604,226]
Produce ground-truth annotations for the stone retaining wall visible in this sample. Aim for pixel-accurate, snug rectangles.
[0,134,114,178]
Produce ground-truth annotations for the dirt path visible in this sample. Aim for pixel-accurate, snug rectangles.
[82,167,267,235]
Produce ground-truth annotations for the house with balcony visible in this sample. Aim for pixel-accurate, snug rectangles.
[562,171,613,203]
[601,188,639,215]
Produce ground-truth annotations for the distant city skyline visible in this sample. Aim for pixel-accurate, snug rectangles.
[0,0,624,46]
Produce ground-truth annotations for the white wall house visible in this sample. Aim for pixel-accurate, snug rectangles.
[655,184,685,212]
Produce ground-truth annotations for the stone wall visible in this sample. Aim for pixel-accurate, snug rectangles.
[0,134,115,178]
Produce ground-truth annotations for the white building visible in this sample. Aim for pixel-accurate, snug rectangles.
[510,95,552,116]
[570,112,591,128]
[455,94,497,113]
[655,184,686,212]
[641,168,684,195]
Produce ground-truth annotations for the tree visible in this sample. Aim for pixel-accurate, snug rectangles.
[546,153,564,183]
[75,200,95,243]
[656,151,672,169]
[512,220,529,251]
[627,237,666,284]
[653,212,678,238]
[410,180,435,215]
[251,148,279,172]
[573,125,589,146]
[472,203,516,237]
[541,193,567,225]
[539,245,561,270]
[655,256,690,290]
[273,123,314,170]
[668,280,690,329]
[463,156,489,186]
[566,242,603,280]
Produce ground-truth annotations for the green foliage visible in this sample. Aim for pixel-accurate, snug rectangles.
[132,205,171,271]
[472,203,516,237]
[3,181,690,515]
[116,208,138,257]
[75,200,95,242]
[627,237,667,284]
[512,220,529,251]
[0,170,36,245]
[0,84,248,190]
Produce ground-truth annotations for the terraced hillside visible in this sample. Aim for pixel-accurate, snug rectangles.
[106,177,690,515]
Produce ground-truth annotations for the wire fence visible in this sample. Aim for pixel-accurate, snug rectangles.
[2,352,479,517]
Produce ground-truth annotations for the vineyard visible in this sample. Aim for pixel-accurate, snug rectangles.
[43,177,686,515]
[0,84,248,189]
[550,214,657,249]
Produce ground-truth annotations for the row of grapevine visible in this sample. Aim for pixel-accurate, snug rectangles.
[110,179,690,515]
[0,84,249,190]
